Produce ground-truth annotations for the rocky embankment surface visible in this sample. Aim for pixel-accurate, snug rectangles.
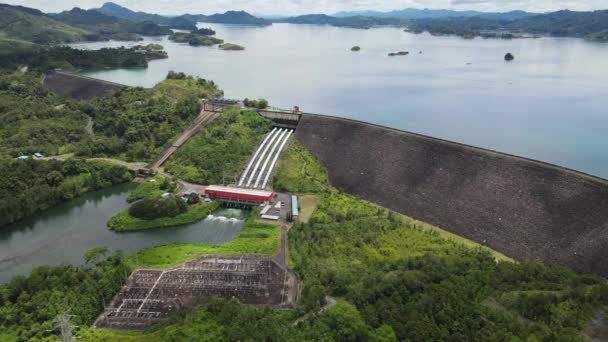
[295,114,608,276]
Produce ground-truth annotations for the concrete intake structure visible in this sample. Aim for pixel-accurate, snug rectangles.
[295,114,608,277]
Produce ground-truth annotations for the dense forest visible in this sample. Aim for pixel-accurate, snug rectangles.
[0,70,212,161]
[288,191,608,341]
[165,107,272,184]
[0,45,165,72]
[0,72,89,157]
[76,75,222,161]
[0,251,129,341]
[0,158,132,228]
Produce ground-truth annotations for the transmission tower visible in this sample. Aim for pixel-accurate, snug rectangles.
[48,312,78,342]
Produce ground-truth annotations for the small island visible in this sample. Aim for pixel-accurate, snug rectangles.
[135,43,168,60]
[194,27,217,36]
[388,51,409,57]
[169,32,224,46]
[219,43,245,51]
[505,52,515,61]
[351,46,361,51]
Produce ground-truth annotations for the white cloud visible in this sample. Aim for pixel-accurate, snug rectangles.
[2,0,607,16]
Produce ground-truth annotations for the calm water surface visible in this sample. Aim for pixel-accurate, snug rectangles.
[75,24,608,179]
[0,185,245,282]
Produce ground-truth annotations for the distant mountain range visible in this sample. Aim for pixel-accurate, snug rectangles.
[274,9,608,41]
[1,1,607,47]
[94,2,270,26]
[333,8,537,21]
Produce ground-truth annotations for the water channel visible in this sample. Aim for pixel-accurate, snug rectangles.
[0,184,245,283]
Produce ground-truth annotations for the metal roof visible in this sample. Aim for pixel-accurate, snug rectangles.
[291,195,299,216]
[206,185,273,197]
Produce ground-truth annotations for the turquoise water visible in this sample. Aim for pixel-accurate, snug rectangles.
[74,24,608,179]
[0,185,245,282]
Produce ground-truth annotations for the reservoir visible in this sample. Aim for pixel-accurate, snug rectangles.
[73,23,608,179]
[0,184,245,283]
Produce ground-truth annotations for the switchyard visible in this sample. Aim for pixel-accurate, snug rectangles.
[94,256,297,330]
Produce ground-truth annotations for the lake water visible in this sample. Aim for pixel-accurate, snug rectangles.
[0,185,245,283]
[74,24,608,179]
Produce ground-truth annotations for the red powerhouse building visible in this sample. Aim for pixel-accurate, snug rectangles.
[205,185,274,205]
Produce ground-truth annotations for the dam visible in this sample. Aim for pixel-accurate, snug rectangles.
[294,114,608,277]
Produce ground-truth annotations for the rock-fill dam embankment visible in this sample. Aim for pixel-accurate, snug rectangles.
[295,114,608,276]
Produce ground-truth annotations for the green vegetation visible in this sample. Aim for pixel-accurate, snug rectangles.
[79,298,372,342]
[219,43,245,51]
[127,175,175,203]
[108,202,219,232]
[76,73,222,161]
[129,196,188,219]
[194,27,217,36]
[126,218,280,268]
[289,192,608,340]
[0,158,132,228]
[0,252,129,341]
[0,70,201,161]
[169,32,224,47]
[0,45,167,71]
[0,72,89,157]
[242,98,268,109]
[165,107,272,184]
[0,4,93,44]
[273,141,329,193]
[52,7,172,40]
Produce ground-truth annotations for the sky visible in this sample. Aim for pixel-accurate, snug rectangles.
[3,0,607,16]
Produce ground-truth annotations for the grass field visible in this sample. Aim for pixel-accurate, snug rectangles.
[298,195,320,223]
[126,219,280,269]
[273,141,329,193]
[393,211,513,262]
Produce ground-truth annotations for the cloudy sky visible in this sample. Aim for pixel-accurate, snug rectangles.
[3,0,607,16]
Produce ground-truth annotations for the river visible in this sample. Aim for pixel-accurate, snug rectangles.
[0,184,245,283]
[71,23,608,179]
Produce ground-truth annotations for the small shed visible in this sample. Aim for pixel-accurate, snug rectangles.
[33,153,43,159]
[291,195,299,221]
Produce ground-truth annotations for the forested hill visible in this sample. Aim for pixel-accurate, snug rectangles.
[52,7,172,39]
[94,2,270,26]
[0,3,171,45]
[0,4,93,44]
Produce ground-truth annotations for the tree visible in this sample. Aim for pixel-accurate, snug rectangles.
[83,246,109,265]
[187,192,200,204]
[46,171,64,187]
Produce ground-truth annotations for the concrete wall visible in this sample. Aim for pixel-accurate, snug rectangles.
[43,70,125,100]
[295,114,608,276]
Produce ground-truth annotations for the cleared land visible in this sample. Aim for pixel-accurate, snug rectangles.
[295,114,608,276]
